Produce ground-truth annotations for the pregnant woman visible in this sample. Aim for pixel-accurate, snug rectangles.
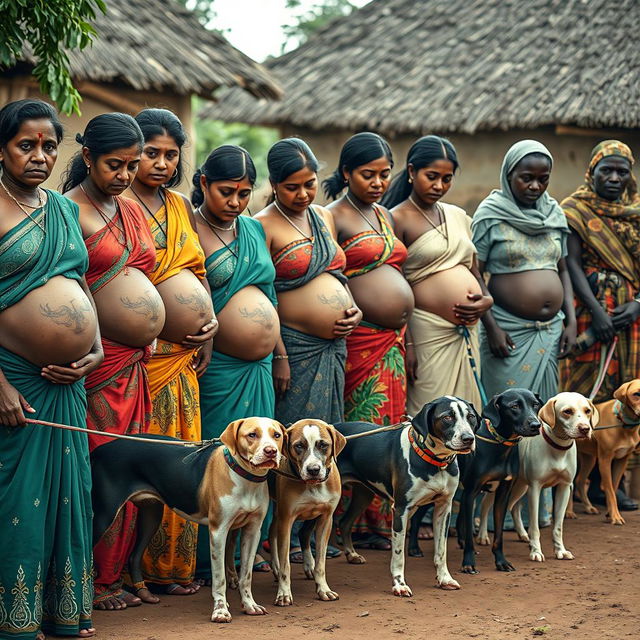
[193,145,279,576]
[471,140,576,403]
[127,109,216,599]
[63,113,166,611]
[384,135,492,414]
[0,99,101,639]
[324,132,413,550]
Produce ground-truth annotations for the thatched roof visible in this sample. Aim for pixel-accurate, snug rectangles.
[19,0,281,100]
[204,0,640,134]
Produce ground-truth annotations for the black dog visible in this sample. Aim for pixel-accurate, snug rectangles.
[336,396,479,597]
[456,388,541,574]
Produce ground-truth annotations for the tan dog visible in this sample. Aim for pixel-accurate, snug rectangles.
[573,380,640,525]
[269,419,346,607]
[202,417,286,622]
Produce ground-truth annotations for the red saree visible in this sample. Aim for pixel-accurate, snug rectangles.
[84,196,156,603]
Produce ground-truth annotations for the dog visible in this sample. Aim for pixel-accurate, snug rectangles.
[456,388,541,574]
[268,419,346,606]
[336,396,479,597]
[90,417,286,623]
[477,392,597,563]
[573,379,640,525]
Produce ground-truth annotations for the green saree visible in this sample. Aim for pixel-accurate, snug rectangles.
[0,192,93,638]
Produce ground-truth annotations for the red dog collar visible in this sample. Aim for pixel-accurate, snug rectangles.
[408,429,454,468]
[541,427,573,451]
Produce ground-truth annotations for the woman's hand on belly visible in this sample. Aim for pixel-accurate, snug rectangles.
[41,345,105,384]
[183,316,218,376]
[453,293,494,325]
[333,305,363,337]
[0,377,35,426]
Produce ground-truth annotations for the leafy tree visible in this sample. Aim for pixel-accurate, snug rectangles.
[175,0,219,30]
[0,0,106,114]
[281,0,355,52]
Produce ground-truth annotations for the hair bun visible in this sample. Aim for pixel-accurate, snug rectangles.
[75,133,85,145]
[192,168,202,187]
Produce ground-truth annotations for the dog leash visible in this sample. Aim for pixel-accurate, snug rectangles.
[458,325,488,407]
[592,399,640,431]
[588,336,618,401]
[343,419,412,440]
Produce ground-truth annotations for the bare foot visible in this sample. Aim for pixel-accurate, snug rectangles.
[166,582,200,595]
[418,525,433,540]
[118,591,142,607]
[135,586,160,603]
[78,629,96,638]
[93,594,126,611]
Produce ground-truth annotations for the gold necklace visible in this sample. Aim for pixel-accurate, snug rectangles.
[196,206,237,232]
[345,193,383,236]
[0,180,46,232]
[409,195,448,241]
[273,199,314,242]
[197,207,238,258]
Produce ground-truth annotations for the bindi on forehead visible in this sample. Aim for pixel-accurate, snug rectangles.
[37,132,43,140]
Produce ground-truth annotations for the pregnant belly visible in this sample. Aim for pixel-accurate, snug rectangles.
[93,267,166,347]
[489,270,564,320]
[277,272,353,340]
[214,286,280,360]
[348,265,414,329]
[156,269,214,344]
[0,276,98,366]
[412,265,482,324]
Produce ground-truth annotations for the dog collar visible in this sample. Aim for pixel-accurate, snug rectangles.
[613,400,640,428]
[475,418,522,447]
[408,428,455,468]
[541,426,573,451]
[223,447,269,483]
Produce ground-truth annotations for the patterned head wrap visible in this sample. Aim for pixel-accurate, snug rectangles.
[586,140,637,203]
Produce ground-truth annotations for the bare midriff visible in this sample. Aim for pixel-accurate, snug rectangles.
[0,276,97,366]
[277,272,352,340]
[348,264,414,328]
[93,267,166,347]
[488,270,563,320]
[156,269,213,344]
[412,264,482,325]
[213,286,280,361]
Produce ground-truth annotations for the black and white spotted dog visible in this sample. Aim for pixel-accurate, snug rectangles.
[336,396,479,597]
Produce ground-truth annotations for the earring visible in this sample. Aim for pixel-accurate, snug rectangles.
[408,177,413,184]
[86,165,91,174]
[171,168,178,179]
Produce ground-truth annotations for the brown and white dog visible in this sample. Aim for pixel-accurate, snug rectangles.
[269,419,346,607]
[506,392,597,562]
[90,416,286,623]
[573,379,640,525]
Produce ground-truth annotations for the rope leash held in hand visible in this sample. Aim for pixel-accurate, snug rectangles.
[458,324,488,407]
[588,336,618,401]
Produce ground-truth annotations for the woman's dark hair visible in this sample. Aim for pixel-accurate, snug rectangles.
[322,132,394,200]
[61,112,144,192]
[381,135,459,208]
[191,145,257,207]
[267,137,319,184]
[135,108,187,188]
[0,99,63,153]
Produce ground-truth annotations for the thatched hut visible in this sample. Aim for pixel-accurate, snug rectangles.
[1,0,281,190]
[204,0,640,211]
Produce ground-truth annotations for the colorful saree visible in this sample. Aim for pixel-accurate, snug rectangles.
[340,208,407,538]
[273,207,348,426]
[196,215,277,575]
[560,141,640,401]
[84,196,156,604]
[140,190,205,587]
[0,192,93,638]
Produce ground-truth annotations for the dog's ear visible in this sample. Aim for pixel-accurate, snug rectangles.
[482,393,502,430]
[614,381,633,404]
[413,401,438,434]
[220,419,245,455]
[538,398,557,428]
[467,402,482,432]
[326,424,347,463]
[587,400,600,429]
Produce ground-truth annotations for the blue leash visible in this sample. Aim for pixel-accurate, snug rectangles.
[458,324,488,407]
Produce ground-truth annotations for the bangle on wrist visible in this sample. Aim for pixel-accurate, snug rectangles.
[405,342,414,346]
[273,354,288,360]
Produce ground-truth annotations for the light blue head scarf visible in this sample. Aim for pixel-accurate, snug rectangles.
[471,140,569,242]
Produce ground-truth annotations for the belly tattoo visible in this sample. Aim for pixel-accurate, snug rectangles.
[40,298,92,334]
[175,289,208,317]
[120,291,161,322]
[317,289,349,311]
[239,302,275,329]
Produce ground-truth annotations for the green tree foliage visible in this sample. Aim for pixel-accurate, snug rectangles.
[282,0,355,52]
[0,0,106,114]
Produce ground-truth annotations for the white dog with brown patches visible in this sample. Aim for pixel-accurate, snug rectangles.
[269,419,346,607]
[202,417,286,623]
[507,392,598,562]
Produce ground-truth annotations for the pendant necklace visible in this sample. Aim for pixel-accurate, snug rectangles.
[130,186,168,240]
[197,206,238,258]
[0,179,46,232]
[409,195,448,241]
[273,198,314,242]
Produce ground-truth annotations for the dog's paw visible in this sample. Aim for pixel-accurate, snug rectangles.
[317,588,339,601]
[304,567,314,580]
[475,534,491,546]
[346,551,366,564]
[584,505,599,515]
[407,547,424,558]
[608,514,626,525]
[226,574,239,590]
[529,550,545,562]
[242,601,268,616]
[565,510,578,520]
[437,576,461,590]
[392,582,413,597]
[517,532,530,542]
[211,608,232,623]
[460,564,479,575]
[555,549,574,560]
[495,560,516,572]
[274,592,293,607]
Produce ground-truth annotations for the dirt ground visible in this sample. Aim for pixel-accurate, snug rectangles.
[93,510,639,640]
